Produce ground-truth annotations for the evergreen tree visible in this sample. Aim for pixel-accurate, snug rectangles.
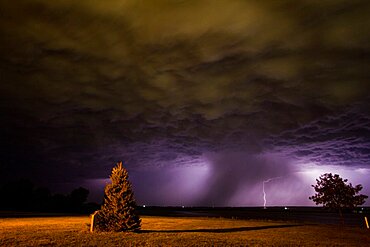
[95,161,141,232]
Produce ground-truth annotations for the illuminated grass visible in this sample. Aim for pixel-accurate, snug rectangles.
[0,216,369,246]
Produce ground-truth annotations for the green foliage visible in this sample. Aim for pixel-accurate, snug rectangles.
[309,173,368,210]
[95,162,141,232]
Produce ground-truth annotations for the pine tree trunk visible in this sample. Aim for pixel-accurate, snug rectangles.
[338,208,344,225]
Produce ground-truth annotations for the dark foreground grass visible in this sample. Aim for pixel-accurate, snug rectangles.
[0,216,369,246]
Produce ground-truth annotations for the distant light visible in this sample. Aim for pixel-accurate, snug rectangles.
[284,207,288,210]
[182,205,185,208]
[143,205,146,208]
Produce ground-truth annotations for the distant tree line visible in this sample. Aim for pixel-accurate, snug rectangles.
[0,179,99,213]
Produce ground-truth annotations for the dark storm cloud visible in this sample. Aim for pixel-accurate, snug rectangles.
[1,0,370,204]
[266,101,370,167]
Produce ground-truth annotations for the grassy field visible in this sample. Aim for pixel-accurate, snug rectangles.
[0,216,369,246]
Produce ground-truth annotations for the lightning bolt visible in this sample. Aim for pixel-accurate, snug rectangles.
[263,177,282,209]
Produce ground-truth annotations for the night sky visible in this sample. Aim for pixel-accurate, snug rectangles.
[1,0,369,206]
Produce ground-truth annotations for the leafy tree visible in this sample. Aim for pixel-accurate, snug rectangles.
[0,180,90,212]
[309,173,368,224]
[32,187,51,211]
[50,193,68,212]
[95,161,141,232]
[69,187,89,211]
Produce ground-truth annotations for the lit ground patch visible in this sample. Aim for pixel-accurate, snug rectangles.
[0,216,369,246]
